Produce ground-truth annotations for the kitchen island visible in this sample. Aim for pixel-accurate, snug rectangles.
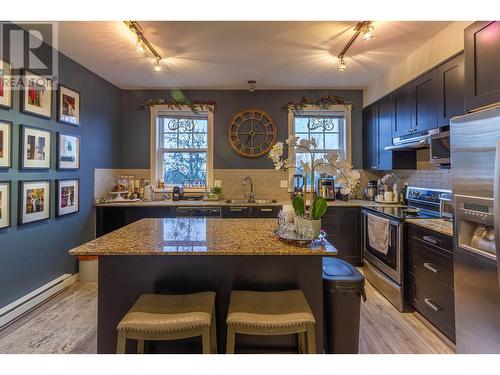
[69,218,336,353]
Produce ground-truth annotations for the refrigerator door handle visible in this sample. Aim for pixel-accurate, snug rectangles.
[494,141,500,288]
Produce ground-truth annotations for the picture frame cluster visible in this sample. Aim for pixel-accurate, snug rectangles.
[0,60,82,229]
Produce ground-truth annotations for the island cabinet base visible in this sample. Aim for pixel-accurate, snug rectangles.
[98,255,325,354]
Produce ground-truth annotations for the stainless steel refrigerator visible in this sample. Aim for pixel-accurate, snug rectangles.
[451,105,500,353]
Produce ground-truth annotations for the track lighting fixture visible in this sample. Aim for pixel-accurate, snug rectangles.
[361,23,375,41]
[125,21,165,73]
[247,80,256,92]
[336,21,374,71]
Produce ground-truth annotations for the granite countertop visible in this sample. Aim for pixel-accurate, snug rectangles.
[406,218,454,237]
[94,199,400,208]
[68,218,337,256]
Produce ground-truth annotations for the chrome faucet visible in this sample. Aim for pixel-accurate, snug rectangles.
[242,176,255,203]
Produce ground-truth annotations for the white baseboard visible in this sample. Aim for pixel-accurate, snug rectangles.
[0,273,78,329]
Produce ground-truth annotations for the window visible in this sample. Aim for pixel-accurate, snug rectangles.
[288,105,351,188]
[150,106,214,188]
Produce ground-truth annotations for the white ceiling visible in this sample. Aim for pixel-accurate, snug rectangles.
[56,21,452,90]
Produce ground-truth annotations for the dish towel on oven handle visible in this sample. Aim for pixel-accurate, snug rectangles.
[367,213,390,255]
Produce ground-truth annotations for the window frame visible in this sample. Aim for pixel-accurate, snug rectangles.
[287,105,352,189]
[150,105,214,189]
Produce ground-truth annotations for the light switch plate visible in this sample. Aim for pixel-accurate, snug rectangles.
[214,180,222,188]
[280,180,288,188]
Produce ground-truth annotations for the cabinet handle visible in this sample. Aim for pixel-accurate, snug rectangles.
[424,298,441,312]
[260,208,273,212]
[422,235,438,245]
[423,262,438,273]
[230,207,248,212]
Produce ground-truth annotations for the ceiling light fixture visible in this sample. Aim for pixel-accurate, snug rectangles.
[338,57,347,71]
[153,57,163,72]
[135,37,146,56]
[337,21,373,71]
[247,80,256,92]
[124,21,164,72]
[361,23,375,41]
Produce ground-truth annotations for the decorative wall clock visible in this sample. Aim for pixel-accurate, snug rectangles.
[228,109,277,158]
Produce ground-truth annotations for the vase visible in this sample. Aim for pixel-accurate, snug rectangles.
[296,217,322,238]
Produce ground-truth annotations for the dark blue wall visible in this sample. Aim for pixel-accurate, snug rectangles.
[120,89,364,169]
[0,53,122,307]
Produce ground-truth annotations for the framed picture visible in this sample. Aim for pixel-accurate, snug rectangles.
[57,132,80,170]
[18,180,51,225]
[58,85,80,126]
[0,181,11,229]
[20,125,51,170]
[0,120,12,169]
[56,179,79,217]
[21,70,53,119]
[0,60,12,109]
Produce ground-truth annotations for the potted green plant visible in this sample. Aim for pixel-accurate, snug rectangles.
[269,135,360,237]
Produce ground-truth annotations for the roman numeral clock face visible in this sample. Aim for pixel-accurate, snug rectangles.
[228,109,277,158]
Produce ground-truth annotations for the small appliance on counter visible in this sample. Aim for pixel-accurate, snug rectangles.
[316,177,336,200]
[291,174,305,199]
[439,192,453,221]
[364,180,378,201]
[172,186,184,201]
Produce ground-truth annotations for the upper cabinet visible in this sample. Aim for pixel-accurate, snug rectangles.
[392,85,413,137]
[464,21,500,112]
[437,53,465,125]
[411,69,438,132]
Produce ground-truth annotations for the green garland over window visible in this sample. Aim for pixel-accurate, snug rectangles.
[282,95,351,113]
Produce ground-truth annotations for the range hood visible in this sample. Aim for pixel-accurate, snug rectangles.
[384,128,439,151]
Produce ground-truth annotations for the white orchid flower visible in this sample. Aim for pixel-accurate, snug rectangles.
[300,160,311,175]
[340,187,351,195]
[299,139,311,149]
[285,135,299,145]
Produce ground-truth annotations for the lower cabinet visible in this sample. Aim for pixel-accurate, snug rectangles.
[322,207,362,265]
[407,223,455,342]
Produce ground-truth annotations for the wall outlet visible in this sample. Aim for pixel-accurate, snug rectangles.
[214,180,222,188]
[280,180,288,188]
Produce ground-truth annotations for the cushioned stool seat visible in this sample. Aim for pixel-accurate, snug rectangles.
[116,292,216,354]
[226,290,316,354]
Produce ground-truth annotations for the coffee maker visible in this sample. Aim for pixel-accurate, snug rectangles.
[291,174,305,199]
[172,186,184,201]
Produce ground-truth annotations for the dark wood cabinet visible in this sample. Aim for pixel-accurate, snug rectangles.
[392,85,413,137]
[322,207,362,265]
[363,96,416,171]
[407,223,455,342]
[465,21,500,112]
[437,53,465,125]
[410,69,438,132]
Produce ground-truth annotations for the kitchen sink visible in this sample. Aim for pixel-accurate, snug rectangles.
[225,199,277,204]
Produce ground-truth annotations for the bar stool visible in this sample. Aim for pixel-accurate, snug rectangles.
[226,290,316,354]
[116,292,217,354]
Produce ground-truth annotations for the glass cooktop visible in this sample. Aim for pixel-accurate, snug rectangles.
[364,206,441,220]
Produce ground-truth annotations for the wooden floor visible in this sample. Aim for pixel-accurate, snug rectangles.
[0,279,454,354]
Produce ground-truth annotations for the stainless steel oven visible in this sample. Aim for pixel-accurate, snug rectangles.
[362,210,405,311]
[430,130,450,166]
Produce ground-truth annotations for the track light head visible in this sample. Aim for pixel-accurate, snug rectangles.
[338,57,347,71]
[135,37,146,55]
[361,23,374,41]
[153,58,163,72]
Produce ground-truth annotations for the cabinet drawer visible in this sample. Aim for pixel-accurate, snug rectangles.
[253,206,280,218]
[408,223,453,254]
[409,271,455,342]
[409,237,454,288]
[221,206,251,218]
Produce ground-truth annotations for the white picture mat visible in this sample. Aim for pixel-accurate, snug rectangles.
[23,127,51,169]
[59,86,80,124]
[0,60,12,107]
[57,180,79,216]
[0,122,11,167]
[21,181,50,224]
[0,182,10,228]
[58,134,79,169]
[23,73,52,117]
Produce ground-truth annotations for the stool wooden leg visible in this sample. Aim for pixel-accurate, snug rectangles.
[116,330,127,354]
[210,310,217,354]
[137,339,145,354]
[202,326,212,354]
[226,325,236,354]
[298,332,307,354]
[306,324,316,354]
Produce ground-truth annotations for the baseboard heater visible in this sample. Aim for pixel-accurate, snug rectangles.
[0,273,78,329]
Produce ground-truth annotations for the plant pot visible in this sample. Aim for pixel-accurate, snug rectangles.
[296,217,322,238]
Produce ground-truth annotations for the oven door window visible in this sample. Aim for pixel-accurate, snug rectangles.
[365,222,398,270]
